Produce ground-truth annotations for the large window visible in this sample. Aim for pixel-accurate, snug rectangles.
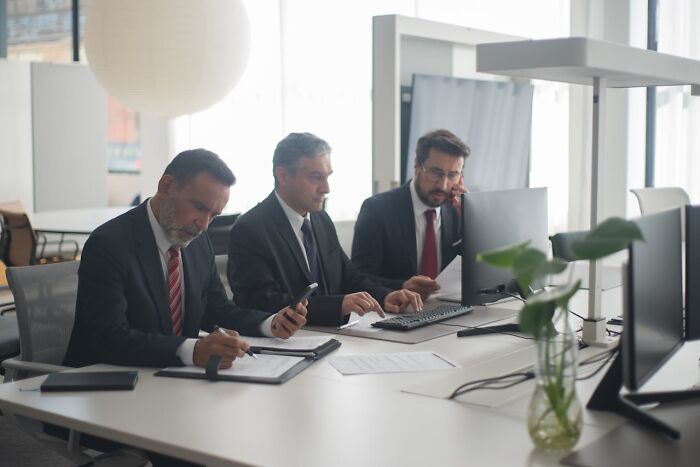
[174,0,570,225]
[7,0,142,174]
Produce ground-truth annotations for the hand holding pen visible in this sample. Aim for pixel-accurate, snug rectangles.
[192,325,254,369]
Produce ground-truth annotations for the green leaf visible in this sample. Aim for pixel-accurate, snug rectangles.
[571,218,644,260]
[513,249,567,294]
[518,280,581,338]
[529,279,582,309]
[477,240,530,268]
[519,300,555,337]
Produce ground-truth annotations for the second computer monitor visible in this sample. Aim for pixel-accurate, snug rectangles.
[461,187,548,306]
[623,209,684,391]
[686,205,700,340]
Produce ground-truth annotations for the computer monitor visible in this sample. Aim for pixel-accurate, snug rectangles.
[685,205,700,340]
[460,187,548,306]
[623,208,684,391]
[588,208,700,439]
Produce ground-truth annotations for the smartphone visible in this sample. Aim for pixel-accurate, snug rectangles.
[450,175,464,209]
[289,282,318,309]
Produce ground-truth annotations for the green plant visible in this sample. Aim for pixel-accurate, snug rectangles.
[477,217,643,451]
[477,217,643,337]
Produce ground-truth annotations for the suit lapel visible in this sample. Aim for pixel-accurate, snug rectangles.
[440,203,455,268]
[133,205,172,334]
[310,212,330,293]
[266,193,314,284]
[180,245,200,336]
[399,184,418,274]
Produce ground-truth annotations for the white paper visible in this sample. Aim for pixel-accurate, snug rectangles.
[432,256,462,299]
[162,354,305,378]
[328,351,459,375]
[242,335,334,351]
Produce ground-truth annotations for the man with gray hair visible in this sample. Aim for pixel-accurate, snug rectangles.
[228,133,422,326]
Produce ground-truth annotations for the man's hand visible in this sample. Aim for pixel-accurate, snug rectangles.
[341,292,385,318]
[402,275,440,300]
[271,300,308,339]
[384,289,423,314]
[193,329,250,369]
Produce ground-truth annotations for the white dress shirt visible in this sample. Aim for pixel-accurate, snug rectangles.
[409,178,442,274]
[146,199,274,366]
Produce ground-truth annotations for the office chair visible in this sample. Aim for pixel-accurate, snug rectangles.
[215,254,233,300]
[2,261,80,382]
[0,201,79,267]
[549,230,588,262]
[631,187,691,240]
[208,213,239,256]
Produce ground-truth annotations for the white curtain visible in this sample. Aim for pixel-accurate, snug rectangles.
[654,0,700,203]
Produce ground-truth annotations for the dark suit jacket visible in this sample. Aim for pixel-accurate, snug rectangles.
[63,201,271,368]
[227,192,392,327]
[352,182,461,289]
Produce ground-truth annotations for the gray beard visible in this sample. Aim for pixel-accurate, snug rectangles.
[159,197,202,248]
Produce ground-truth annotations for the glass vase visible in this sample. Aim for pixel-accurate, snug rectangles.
[527,309,583,452]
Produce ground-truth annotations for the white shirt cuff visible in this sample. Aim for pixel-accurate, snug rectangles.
[176,338,198,366]
[260,314,276,337]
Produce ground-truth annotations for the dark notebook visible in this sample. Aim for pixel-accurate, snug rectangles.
[40,371,139,392]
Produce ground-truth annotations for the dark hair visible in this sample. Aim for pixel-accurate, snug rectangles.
[415,129,470,165]
[163,149,236,187]
[272,133,331,186]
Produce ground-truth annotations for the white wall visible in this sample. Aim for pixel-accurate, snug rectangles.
[31,62,108,212]
[0,59,33,211]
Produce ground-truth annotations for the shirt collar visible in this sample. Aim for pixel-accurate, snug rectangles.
[147,198,177,256]
[409,178,442,223]
[274,191,311,233]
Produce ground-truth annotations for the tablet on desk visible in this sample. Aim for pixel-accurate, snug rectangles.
[40,371,139,392]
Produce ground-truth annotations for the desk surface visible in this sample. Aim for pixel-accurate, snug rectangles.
[31,206,132,235]
[1,290,699,467]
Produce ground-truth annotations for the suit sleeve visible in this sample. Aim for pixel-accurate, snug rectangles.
[228,218,347,327]
[351,198,405,290]
[73,233,186,368]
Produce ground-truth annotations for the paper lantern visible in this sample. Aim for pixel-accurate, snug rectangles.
[85,0,250,117]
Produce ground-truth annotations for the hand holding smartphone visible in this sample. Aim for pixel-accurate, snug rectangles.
[289,282,318,308]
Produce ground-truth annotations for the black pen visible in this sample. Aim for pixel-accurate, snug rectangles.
[213,325,258,360]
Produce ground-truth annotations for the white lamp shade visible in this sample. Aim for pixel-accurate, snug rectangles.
[85,0,250,118]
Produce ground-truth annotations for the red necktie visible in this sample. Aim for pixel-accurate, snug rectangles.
[168,246,183,336]
[420,209,438,279]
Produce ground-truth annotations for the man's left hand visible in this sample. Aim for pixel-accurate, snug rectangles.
[384,290,423,314]
[271,300,308,339]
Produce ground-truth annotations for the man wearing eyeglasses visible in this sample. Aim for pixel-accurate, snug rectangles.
[352,129,470,300]
[227,132,422,327]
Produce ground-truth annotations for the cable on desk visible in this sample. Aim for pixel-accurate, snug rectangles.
[576,347,619,381]
[457,324,535,341]
[448,371,535,400]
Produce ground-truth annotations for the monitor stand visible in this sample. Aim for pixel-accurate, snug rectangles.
[587,351,700,439]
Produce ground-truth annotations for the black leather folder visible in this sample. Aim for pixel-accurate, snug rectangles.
[40,371,139,392]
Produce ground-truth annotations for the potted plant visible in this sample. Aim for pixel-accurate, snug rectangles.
[477,217,643,451]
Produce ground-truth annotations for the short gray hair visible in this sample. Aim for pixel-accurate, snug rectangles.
[272,133,331,186]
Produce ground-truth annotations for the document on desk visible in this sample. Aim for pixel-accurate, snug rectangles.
[157,354,307,383]
[432,256,461,300]
[328,351,459,375]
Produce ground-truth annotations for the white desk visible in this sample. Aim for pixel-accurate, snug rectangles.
[31,206,132,235]
[1,288,698,466]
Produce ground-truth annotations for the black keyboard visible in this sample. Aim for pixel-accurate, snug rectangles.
[371,304,473,330]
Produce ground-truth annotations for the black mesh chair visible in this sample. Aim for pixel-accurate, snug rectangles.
[208,213,239,256]
[549,231,588,262]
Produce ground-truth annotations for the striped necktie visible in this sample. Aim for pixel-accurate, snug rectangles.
[168,246,183,336]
